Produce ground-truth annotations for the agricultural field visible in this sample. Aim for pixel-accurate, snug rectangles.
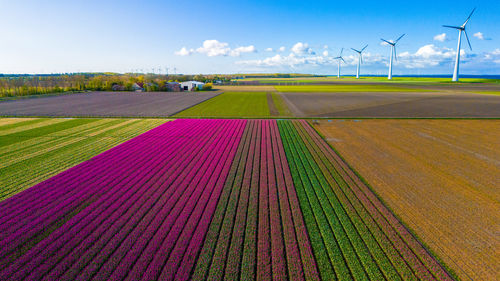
[175,91,291,118]
[279,91,500,117]
[237,76,500,84]
[314,119,500,280]
[275,85,428,92]
[0,117,168,200]
[0,119,454,280]
[0,91,220,117]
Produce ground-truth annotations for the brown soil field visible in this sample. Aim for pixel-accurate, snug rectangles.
[281,91,500,117]
[314,119,500,280]
[0,91,220,117]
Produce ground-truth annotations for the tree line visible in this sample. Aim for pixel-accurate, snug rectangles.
[0,73,232,98]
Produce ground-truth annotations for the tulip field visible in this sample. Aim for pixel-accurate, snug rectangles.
[0,118,455,280]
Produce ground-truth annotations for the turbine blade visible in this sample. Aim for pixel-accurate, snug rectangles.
[340,48,344,56]
[351,48,360,53]
[361,44,368,52]
[443,25,461,29]
[464,29,472,50]
[341,57,346,63]
[463,7,476,26]
[395,33,405,43]
[381,38,392,45]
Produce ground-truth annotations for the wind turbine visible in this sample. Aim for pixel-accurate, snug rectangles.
[334,48,346,78]
[443,8,475,82]
[381,34,405,80]
[351,45,368,79]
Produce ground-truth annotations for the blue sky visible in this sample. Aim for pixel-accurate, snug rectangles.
[1,0,499,75]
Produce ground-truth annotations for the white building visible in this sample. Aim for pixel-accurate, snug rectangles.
[180,81,205,91]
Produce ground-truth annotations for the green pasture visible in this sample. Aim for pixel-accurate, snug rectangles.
[175,91,290,118]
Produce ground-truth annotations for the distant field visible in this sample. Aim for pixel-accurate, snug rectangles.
[315,119,500,280]
[175,91,291,118]
[214,85,277,92]
[467,91,500,96]
[275,85,428,92]
[0,118,168,200]
[0,91,219,117]
[237,76,500,84]
[280,91,500,118]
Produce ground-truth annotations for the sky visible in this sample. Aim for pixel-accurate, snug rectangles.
[0,0,499,75]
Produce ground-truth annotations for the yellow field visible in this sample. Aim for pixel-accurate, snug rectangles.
[314,119,500,280]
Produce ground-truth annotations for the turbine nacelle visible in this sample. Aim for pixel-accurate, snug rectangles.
[351,45,368,63]
[443,8,475,50]
[381,34,405,61]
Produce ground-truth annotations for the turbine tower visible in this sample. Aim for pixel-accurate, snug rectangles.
[334,48,346,78]
[381,34,405,80]
[443,8,475,82]
[351,45,368,79]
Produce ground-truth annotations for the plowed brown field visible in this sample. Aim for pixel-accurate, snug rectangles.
[315,119,500,281]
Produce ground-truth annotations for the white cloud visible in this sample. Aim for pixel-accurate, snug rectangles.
[291,42,315,55]
[323,45,329,49]
[380,41,390,46]
[196,40,231,56]
[174,47,194,56]
[433,33,448,42]
[278,46,286,52]
[473,32,491,41]
[175,40,256,57]
[230,45,257,56]
[322,50,329,57]
[474,32,484,40]
[396,44,465,68]
[483,49,500,64]
[265,47,273,52]
[237,53,334,67]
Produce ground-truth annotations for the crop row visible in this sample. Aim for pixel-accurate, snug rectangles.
[192,120,319,281]
[0,118,167,200]
[0,119,246,280]
[277,120,454,281]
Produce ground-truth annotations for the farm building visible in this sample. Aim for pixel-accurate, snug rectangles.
[167,82,182,92]
[180,81,204,91]
[132,82,144,92]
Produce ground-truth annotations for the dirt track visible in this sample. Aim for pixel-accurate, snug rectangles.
[281,91,500,117]
[0,91,220,117]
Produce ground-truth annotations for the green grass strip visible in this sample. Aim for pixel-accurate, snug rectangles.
[175,92,270,118]
[271,92,292,116]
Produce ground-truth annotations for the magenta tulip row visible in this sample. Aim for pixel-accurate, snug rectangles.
[0,119,246,281]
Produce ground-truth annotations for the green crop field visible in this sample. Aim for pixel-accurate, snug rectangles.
[467,91,500,96]
[237,76,500,84]
[175,92,277,118]
[0,118,168,200]
[275,85,429,92]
